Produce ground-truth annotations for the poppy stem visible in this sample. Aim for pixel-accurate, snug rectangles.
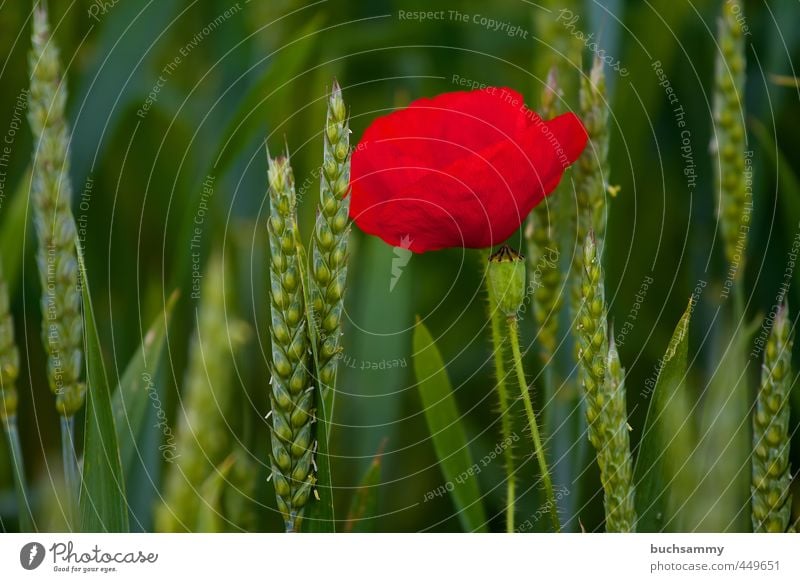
[485,269,516,533]
[506,316,560,532]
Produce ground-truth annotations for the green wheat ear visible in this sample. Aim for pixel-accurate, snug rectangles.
[0,261,19,424]
[266,153,314,533]
[28,2,85,418]
[712,0,749,271]
[752,301,794,533]
[571,55,609,318]
[577,233,636,532]
[155,253,250,532]
[309,80,351,389]
[526,67,565,358]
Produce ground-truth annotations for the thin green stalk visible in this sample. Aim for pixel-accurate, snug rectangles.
[3,418,33,531]
[752,301,793,532]
[484,258,516,532]
[28,3,85,504]
[507,317,560,532]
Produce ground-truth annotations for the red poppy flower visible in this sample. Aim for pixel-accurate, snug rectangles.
[349,87,588,253]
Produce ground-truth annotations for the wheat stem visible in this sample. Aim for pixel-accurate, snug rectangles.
[60,415,78,522]
[507,316,560,532]
[752,301,793,533]
[3,417,33,531]
[266,153,314,533]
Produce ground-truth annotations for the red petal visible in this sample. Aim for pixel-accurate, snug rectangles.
[350,88,588,252]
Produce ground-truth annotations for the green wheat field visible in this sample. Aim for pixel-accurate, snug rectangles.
[0,0,799,534]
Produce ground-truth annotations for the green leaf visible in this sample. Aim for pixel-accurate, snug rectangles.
[344,442,385,533]
[692,309,757,531]
[169,14,325,295]
[195,455,236,533]
[210,14,325,176]
[634,299,696,532]
[112,290,178,476]
[412,319,488,532]
[750,119,800,262]
[0,166,32,292]
[78,247,129,532]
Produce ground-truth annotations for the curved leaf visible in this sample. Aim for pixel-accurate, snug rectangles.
[78,247,128,532]
[112,290,179,476]
[634,298,696,532]
[412,319,487,532]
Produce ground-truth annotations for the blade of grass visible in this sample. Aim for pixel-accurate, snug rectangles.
[112,290,178,475]
[634,299,696,531]
[344,443,384,533]
[693,305,755,531]
[169,15,324,295]
[195,455,236,533]
[412,319,488,532]
[0,166,31,293]
[78,247,128,532]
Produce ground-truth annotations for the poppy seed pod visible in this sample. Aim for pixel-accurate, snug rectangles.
[487,245,526,317]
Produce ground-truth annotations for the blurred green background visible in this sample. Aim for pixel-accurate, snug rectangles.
[1,0,799,532]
